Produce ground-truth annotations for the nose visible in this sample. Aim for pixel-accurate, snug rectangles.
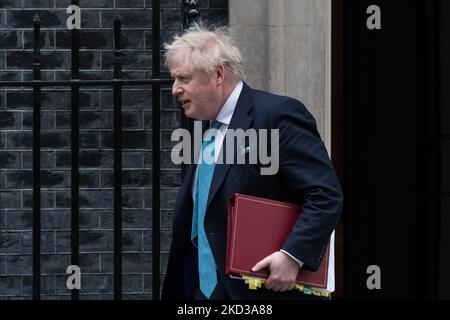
[172,80,183,96]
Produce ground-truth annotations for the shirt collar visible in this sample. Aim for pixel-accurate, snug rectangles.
[214,81,243,126]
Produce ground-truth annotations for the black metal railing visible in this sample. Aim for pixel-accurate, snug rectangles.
[0,0,173,300]
[0,0,203,301]
[32,13,41,301]
[70,0,80,301]
[180,0,201,178]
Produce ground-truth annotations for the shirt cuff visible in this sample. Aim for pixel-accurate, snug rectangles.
[280,250,304,268]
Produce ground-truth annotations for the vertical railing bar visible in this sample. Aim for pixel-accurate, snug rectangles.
[71,0,80,301]
[180,0,199,177]
[32,14,41,301]
[113,16,123,300]
[152,0,161,300]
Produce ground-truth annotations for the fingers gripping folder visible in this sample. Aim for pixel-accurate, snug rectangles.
[226,193,334,298]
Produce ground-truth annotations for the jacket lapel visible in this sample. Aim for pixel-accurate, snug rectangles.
[206,82,254,210]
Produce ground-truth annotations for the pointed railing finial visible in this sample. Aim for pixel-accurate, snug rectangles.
[181,0,201,30]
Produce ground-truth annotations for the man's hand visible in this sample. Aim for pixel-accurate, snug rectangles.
[251,251,300,292]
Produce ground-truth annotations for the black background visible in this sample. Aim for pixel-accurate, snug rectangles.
[342,0,449,299]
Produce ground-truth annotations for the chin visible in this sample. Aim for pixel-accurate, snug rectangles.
[183,108,201,120]
[183,109,197,120]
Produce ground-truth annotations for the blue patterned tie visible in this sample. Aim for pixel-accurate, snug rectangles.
[191,120,222,298]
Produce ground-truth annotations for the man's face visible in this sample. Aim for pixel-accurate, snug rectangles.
[170,58,222,120]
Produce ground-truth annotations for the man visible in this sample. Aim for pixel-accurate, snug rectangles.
[161,26,343,300]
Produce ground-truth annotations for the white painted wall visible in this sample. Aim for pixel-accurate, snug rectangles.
[229,0,332,152]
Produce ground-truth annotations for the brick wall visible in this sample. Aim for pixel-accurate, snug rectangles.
[0,0,227,300]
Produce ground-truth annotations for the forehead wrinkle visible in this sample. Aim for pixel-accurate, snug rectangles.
[171,70,192,78]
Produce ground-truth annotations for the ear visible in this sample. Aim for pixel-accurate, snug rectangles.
[216,65,225,85]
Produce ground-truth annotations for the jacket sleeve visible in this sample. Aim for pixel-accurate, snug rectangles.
[271,98,343,271]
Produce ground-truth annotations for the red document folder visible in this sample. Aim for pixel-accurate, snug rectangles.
[226,193,330,290]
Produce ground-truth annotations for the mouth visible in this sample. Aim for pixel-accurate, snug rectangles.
[180,100,191,108]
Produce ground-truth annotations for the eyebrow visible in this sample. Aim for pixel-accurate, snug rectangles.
[171,73,191,78]
[170,72,192,77]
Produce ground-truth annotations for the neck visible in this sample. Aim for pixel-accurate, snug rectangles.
[221,78,239,107]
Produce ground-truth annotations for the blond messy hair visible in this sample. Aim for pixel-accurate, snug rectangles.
[164,25,245,81]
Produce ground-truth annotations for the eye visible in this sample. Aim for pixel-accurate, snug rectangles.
[180,77,191,84]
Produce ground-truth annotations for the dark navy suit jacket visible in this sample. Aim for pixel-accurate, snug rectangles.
[161,83,343,300]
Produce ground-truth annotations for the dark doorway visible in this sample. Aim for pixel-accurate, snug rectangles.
[335,0,450,299]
